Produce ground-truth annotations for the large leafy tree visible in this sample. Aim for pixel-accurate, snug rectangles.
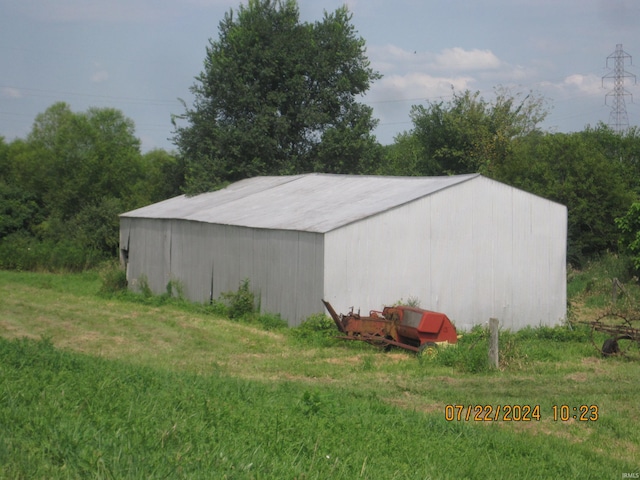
[377,133,423,176]
[135,149,186,205]
[26,102,143,220]
[579,123,640,195]
[404,88,547,176]
[495,131,635,265]
[616,203,640,270]
[173,0,381,193]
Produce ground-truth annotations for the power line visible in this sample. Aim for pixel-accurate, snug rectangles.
[0,84,182,106]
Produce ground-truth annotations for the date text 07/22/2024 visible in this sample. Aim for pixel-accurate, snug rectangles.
[444,404,599,422]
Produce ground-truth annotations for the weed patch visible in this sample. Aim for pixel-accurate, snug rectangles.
[220,278,255,319]
[290,313,341,347]
[97,261,128,295]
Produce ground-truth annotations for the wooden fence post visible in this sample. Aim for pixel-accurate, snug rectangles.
[488,318,499,369]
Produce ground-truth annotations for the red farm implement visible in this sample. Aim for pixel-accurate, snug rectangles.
[322,299,458,356]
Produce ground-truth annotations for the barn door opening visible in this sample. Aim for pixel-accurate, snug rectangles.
[120,231,130,280]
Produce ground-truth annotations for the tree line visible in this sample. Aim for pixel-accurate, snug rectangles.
[0,103,184,270]
[2,0,640,271]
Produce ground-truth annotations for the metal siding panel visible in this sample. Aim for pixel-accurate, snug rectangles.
[429,177,566,330]
[428,185,476,329]
[213,225,254,298]
[252,229,297,322]
[294,232,325,325]
[124,218,143,288]
[251,230,324,326]
[119,217,131,253]
[169,221,213,303]
[510,188,537,330]
[324,199,431,317]
[169,221,234,305]
[508,184,567,329]
[125,218,169,295]
[324,176,566,331]
[208,223,230,300]
[123,218,324,326]
[167,225,322,326]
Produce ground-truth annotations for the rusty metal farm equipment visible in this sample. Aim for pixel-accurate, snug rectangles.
[579,312,640,357]
[322,299,458,356]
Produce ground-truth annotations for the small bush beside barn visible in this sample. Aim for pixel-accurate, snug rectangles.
[119,173,567,330]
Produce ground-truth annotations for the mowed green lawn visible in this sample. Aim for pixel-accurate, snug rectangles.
[0,270,638,479]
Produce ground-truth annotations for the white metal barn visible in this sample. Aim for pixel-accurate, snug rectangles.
[119,173,567,330]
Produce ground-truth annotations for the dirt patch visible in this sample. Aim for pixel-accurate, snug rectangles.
[581,356,601,365]
[0,326,40,340]
[322,351,412,366]
[579,356,611,376]
[565,372,588,382]
[383,352,413,363]
[231,352,271,360]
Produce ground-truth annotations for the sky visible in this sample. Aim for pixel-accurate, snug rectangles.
[1,0,639,152]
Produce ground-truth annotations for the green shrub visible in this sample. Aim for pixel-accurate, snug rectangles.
[290,313,339,345]
[98,262,128,295]
[431,327,491,373]
[299,390,323,416]
[205,299,229,317]
[0,232,38,271]
[220,279,255,319]
[426,323,594,373]
[165,278,185,300]
[392,296,421,307]
[137,275,153,298]
[0,233,104,272]
[516,324,590,342]
[257,312,288,330]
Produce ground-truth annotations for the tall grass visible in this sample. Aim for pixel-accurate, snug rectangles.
[567,253,640,316]
[0,234,106,272]
[1,336,636,479]
[1,263,640,478]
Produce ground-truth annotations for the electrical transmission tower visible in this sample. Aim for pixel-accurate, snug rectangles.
[602,44,636,132]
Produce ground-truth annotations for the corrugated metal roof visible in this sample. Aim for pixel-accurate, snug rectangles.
[121,173,480,233]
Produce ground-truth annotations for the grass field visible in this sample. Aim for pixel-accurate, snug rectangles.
[1,265,639,479]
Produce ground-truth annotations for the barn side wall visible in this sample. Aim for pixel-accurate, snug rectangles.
[324,177,566,331]
[120,218,324,326]
[120,216,172,294]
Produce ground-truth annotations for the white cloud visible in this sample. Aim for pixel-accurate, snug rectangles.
[567,74,606,95]
[370,45,504,77]
[1,87,22,98]
[541,74,604,97]
[379,72,473,96]
[369,44,431,74]
[365,72,476,142]
[433,47,502,72]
